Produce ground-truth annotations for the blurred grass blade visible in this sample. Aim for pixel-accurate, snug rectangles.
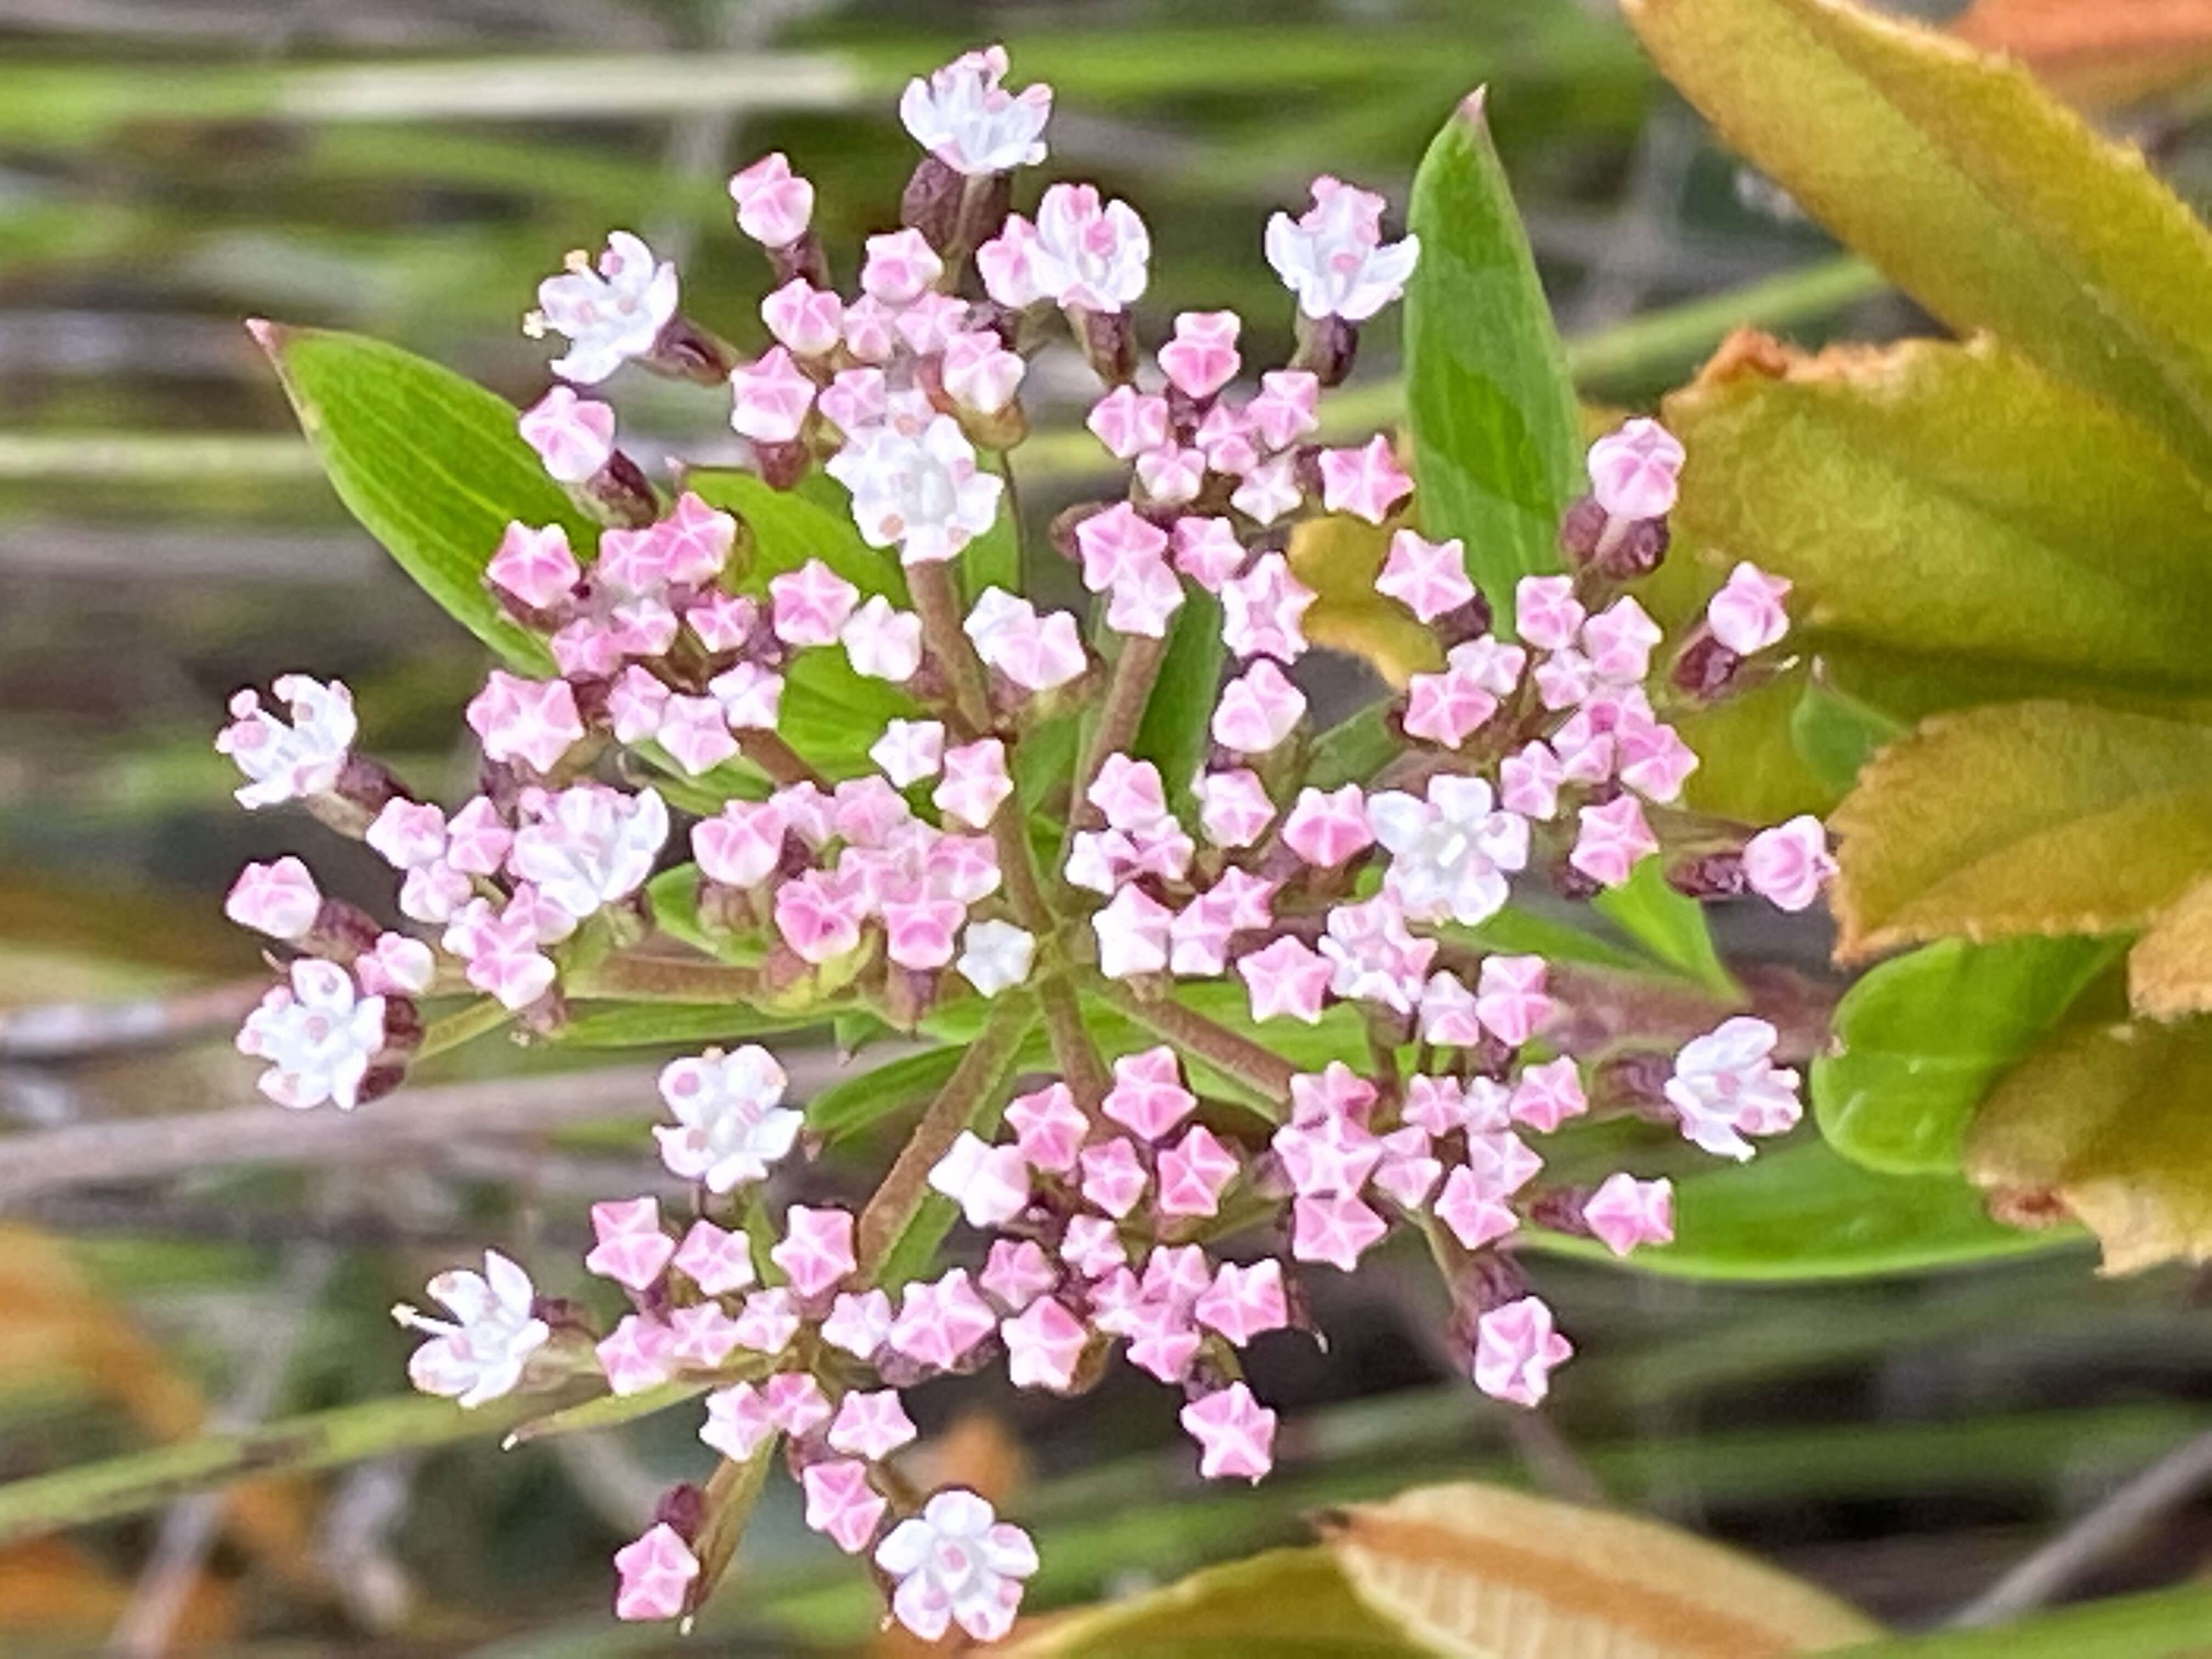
[1827,1583,2212,1657]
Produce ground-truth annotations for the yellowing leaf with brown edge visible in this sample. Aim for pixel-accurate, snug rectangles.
[1829,701,2212,961]
[1952,0,2212,109]
[2128,874,2212,1019]
[1322,1481,1881,1656]
[1288,510,1443,690]
[1967,1015,2212,1272]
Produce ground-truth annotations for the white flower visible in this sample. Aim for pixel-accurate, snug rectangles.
[957,918,1035,997]
[531,231,678,385]
[1665,1017,1803,1161]
[981,184,1149,313]
[655,1045,803,1193]
[900,45,1052,176]
[507,785,668,923]
[215,675,356,809]
[235,958,386,1111]
[826,415,1003,567]
[1265,177,1419,322]
[841,595,926,684]
[927,1130,1031,1228]
[1368,775,1528,927]
[874,1488,1039,1644]
[392,1250,550,1408]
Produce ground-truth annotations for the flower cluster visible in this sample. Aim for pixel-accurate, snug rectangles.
[217,46,1837,1641]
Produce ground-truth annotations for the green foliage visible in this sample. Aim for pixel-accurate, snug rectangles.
[1131,589,1227,816]
[1590,860,1736,996]
[1402,90,1583,629]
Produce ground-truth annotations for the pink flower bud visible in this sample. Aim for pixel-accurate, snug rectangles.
[1587,417,1684,521]
[729,152,815,249]
[224,856,322,940]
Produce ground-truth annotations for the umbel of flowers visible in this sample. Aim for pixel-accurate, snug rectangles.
[219,46,1835,1641]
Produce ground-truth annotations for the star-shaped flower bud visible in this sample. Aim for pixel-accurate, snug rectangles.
[707,662,783,734]
[818,365,886,432]
[466,672,583,775]
[224,856,321,941]
[1158,309,1242,399]
[1617,716,1699,804]
[668,1302,744,1369]
[613,1523,699,1623]
[355,931,434,998]
[772,870,864,964]
[860,226,945,305]
[927,1131,1033,1229]
[532,231,677,385]
[931,331,1019,418]
[701,1381,776,1460]
[1230,453,1304,526]
[1003,1297,1087,1391]
[1221,551,1315,663]
[1167,890,1236,978]
[1474,1295,1574,1407]
[1005,1083,1086,1174]
[1195,768,1275,848]
[1273,1111,1383,1199]
[1211,659,1306,755]
[731,1287,803,1355]
[1587,418,1683,521]
[1086,753,1170,833]
[1181,1383,1277,1481]
[684,592,753,656]
[821,1289,894,1361]
[1104,551,1187,638]
[1433,1164,1517,1250]
[834,295,896,363]
[1246,368,1320,449]
[1287,1062,1376,1127]
[1570,794,1659,889]
[1707,561,1793,655]
[1133,443,1206,507]
[1582,596,1663,684]
[1514,574,1587,651]
[517,386,616,488]
[890,1269,998,1369]
[1415,973,1485,1049]
[1744,814,1836,912]
[1291,1193,1388,1271]
[770,1205,856,1299]
[1086,385,1170,460]
[768,559,860,648]
[802,1459,888,1555]
[1402,657,1499,750]
[1193,1260,1287,1346]
[1157,1124,1240,1217]
[829,1389,918,1463]
[596,1314,678,1397]
[842,596,926,683]
[1078,1136,1149,1218]
[1373,1125,1443,1209]
[980,1239,1058,1312]
[1092,884,1172,980]
[933,739,1012,829]
[1164,516,1240,594]
[730,346,817,443]
[759,277,843,358]
[673,1219,755,1296]
[1099,1046,1195,1141]
[1465,1126,1543,1200]
[1510,1056,1588,1133]
[1124,1305,1203,1384]
[946,918,1029,998]
[729,151,814,249]
[899,44,1053,176]
[1282,783,1374,868]
[1318,893,1436,1013]
[1583,1172,1675,1256]
[883,895,964,971]
[1059,1216,1126,1280]
[488,523,583,614]
[600,666,664,746]
[1475,955,1552,1047]
[1318,435,1414,524]
[861,718,941,789]
[584,1197,675,1291]
[1402,1073,1472,1136]
[1495,740,1563,821]
[895,291,969,357]
[654,695,736,777]
[691,800,784,890]
[1375,529,1475,622]
[763,1370,833,1437]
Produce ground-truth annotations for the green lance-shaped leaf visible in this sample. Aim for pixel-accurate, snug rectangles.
[1592,859,1736,999]
[1663,336,2212,724]
[1830,701,2212,961]
[253,322,594,670]
[1130,589,1227,819]
[1623,0,2212,480]
[1813,935,2124,1175]
[806,1045,964,1143]
[1531,1138,2076,1280]
[1403,87,1583,630]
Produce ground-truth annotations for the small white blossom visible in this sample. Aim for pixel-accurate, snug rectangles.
[508,785,669,923]
[1367,776,1528,927]
[1264,177,1418,323]
[531,231,679,385]
[1666,1017,1803,1161]
[956,918,1035,996]
[900,46,1052,176]
[392,1250,550,1408]
[216,675,356,809]
[827,415,1003,567]
[655,1046,804,1193]
[235,958,386,1111]
[874,1488,1039,1644]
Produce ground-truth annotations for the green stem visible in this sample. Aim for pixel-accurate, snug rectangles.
[735,730,825,789]
[689,1441,780,1623]
[854,994,1038,1276]
[1038,972,1113,1111]
[909,557,994,735]
[1071,630,1167,823]
[566,956,766,1003]
[415,997,511,1061]
[1083,973,1296,1110]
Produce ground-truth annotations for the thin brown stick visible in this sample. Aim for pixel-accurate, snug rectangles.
[0,979,269,1062]
[909,558,994,735]
[1084,973,1296,1108]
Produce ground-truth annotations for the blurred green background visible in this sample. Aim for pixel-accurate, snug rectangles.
[2,1,2210,1652]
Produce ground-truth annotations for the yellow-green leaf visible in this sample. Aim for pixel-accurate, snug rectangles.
[1830,701,2212,960]
[2126,873,2212,1019]
[1322,1480,1882,1656]
[1967,1015,2212,1272]
[1623,0,2212,478]
[1663,335,2212,719]
[1287,510,1442,689]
